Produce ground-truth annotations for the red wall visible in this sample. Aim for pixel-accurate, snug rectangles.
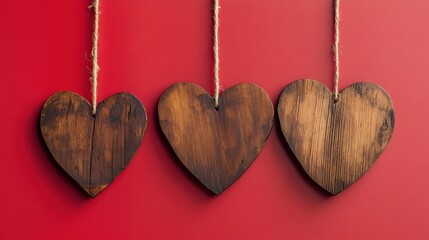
[1,0,428,239]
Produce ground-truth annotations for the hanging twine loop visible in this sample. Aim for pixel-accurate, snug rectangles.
[89,0,100,115]
[213,0,221,109]
[333,0,340,101]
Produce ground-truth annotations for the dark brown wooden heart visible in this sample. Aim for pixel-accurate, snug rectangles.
[40,92,147,197]
[158,83,274,195]
[278,79,394,195]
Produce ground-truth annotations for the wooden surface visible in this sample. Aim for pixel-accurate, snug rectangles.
[158,82,274,195]
[40,92,147,197]
[278,79,394,195]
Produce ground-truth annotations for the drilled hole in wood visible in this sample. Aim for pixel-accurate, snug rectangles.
[333,95,339,104]
[214,100,219,111]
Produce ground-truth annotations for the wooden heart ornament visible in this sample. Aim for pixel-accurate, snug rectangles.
[40,92,147,197]
[158,83,274,195]
[278,79,394,195]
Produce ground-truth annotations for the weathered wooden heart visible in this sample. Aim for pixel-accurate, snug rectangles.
[158,82,274,195]
[278,79,394,195]
[40,91,147,197]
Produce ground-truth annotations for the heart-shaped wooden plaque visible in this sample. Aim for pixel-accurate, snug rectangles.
[158,82,274,195]
[278,79,394,195]
[40,92,147,197]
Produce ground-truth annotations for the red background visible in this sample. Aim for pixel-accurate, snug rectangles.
[1,0,428,239]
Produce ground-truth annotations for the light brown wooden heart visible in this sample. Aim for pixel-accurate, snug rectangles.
[40,92,147,197]
[278,79,394,195]
[158,82,274,195]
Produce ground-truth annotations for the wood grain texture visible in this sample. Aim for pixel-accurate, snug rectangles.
[278,79,394,195]
[40,91,147,197]
[158,82,274,195]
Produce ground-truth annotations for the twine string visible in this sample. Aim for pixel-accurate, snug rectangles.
[333,0,340,101]
[213,0,220,108]
[90,0,100,115]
